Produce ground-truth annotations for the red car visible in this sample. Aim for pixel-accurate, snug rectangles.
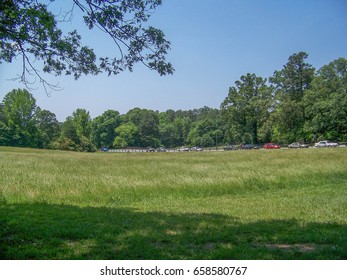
[264,143,281,149]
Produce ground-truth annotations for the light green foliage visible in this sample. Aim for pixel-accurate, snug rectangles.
[2,89,38,147]
[3,89,36,128]
[72,108,92,138]
[0,147,346,259]
[58,110,96,152]
[113,122,138,148]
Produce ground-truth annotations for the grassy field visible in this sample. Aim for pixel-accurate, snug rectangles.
[0,146,346,260]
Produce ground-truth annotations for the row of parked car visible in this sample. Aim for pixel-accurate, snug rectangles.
[102,140,343,153]
[146,146,205,152]
[224,143,284,150]
[177,146,203,152]
[289,140,340,148]
[223,140,341,150]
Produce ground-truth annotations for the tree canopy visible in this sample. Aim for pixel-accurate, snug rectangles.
[221,73,272,144]
[0,0,174,91]
[1,53,346,151]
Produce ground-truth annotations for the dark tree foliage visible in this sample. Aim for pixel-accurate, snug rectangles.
[0,0,174,91]
[270,52,315,102]
[303,58,347,141]
[269,52,315,143]
[221,73,272,144]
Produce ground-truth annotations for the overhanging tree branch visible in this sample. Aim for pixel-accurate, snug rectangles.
[0,0,174,93]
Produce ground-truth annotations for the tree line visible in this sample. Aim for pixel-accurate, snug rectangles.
[1,52,346,152]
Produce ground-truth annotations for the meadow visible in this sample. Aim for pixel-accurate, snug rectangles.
[0,146,346,259]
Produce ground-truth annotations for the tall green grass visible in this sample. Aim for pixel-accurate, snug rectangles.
[0,147,346,259]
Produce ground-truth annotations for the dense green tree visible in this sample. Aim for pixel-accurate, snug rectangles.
[270,100,304,143]
[49,136,77,151]
[61,116,79,145]
[35,107,60,148]
[113,122,139,148]
[164,109,176,123]
[59,109,96,151]
[0,121,11,146]
[187,119,216,147]
[0,0,173,90]
[72,108,92,138]
[221,73,273,144]
[270,52,315,142]
[3,89,36,128]
[271,52,315,102]
[303,58,347,141]
[2,88,38,147]
[59,114,96,152]
[124,108,160,147]
[0,103,10,145]
[172,117,191,147]
[91,110,120,148]
[158,107,223,148]
[0,103,5,122]
[193,106,221,122]
[158,122,176,148]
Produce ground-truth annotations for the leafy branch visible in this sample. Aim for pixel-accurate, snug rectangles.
[0,0,174,94]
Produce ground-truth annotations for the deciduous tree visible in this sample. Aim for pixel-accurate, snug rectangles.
[0,0,174,91]
[91,109,120,148]
[303,58,347,141]
[270,52,315,142]
[221,73,272,144]
[35,107,60,148]
[2,88,38,146]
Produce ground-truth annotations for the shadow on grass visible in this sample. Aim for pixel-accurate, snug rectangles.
[0,197,346,260]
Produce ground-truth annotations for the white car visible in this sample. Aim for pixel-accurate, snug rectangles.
[177,147,190,152]
[190,146,203,151]
[314,141,338,148]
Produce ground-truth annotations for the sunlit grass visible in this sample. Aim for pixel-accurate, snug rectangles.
[0,147,346,259]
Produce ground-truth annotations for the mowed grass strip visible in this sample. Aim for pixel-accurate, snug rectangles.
[0,147,346,259]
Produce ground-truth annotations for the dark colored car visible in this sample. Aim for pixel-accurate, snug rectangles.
[240,144,260,150]
[264,143,281,149]
[224,145,237,151]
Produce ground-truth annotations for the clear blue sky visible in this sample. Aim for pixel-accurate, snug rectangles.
[1,0,346,121]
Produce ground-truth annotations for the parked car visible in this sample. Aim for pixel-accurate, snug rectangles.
[146,147,155,152]
[190,146,203,151]
[314,140,338,148]
[156,147,166,152]
[264,143,281,149]
[224,145,237,150]
[288,142,309,148]
[100,147,109,152]
[240,144,260,150]
[178,147,190,152]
